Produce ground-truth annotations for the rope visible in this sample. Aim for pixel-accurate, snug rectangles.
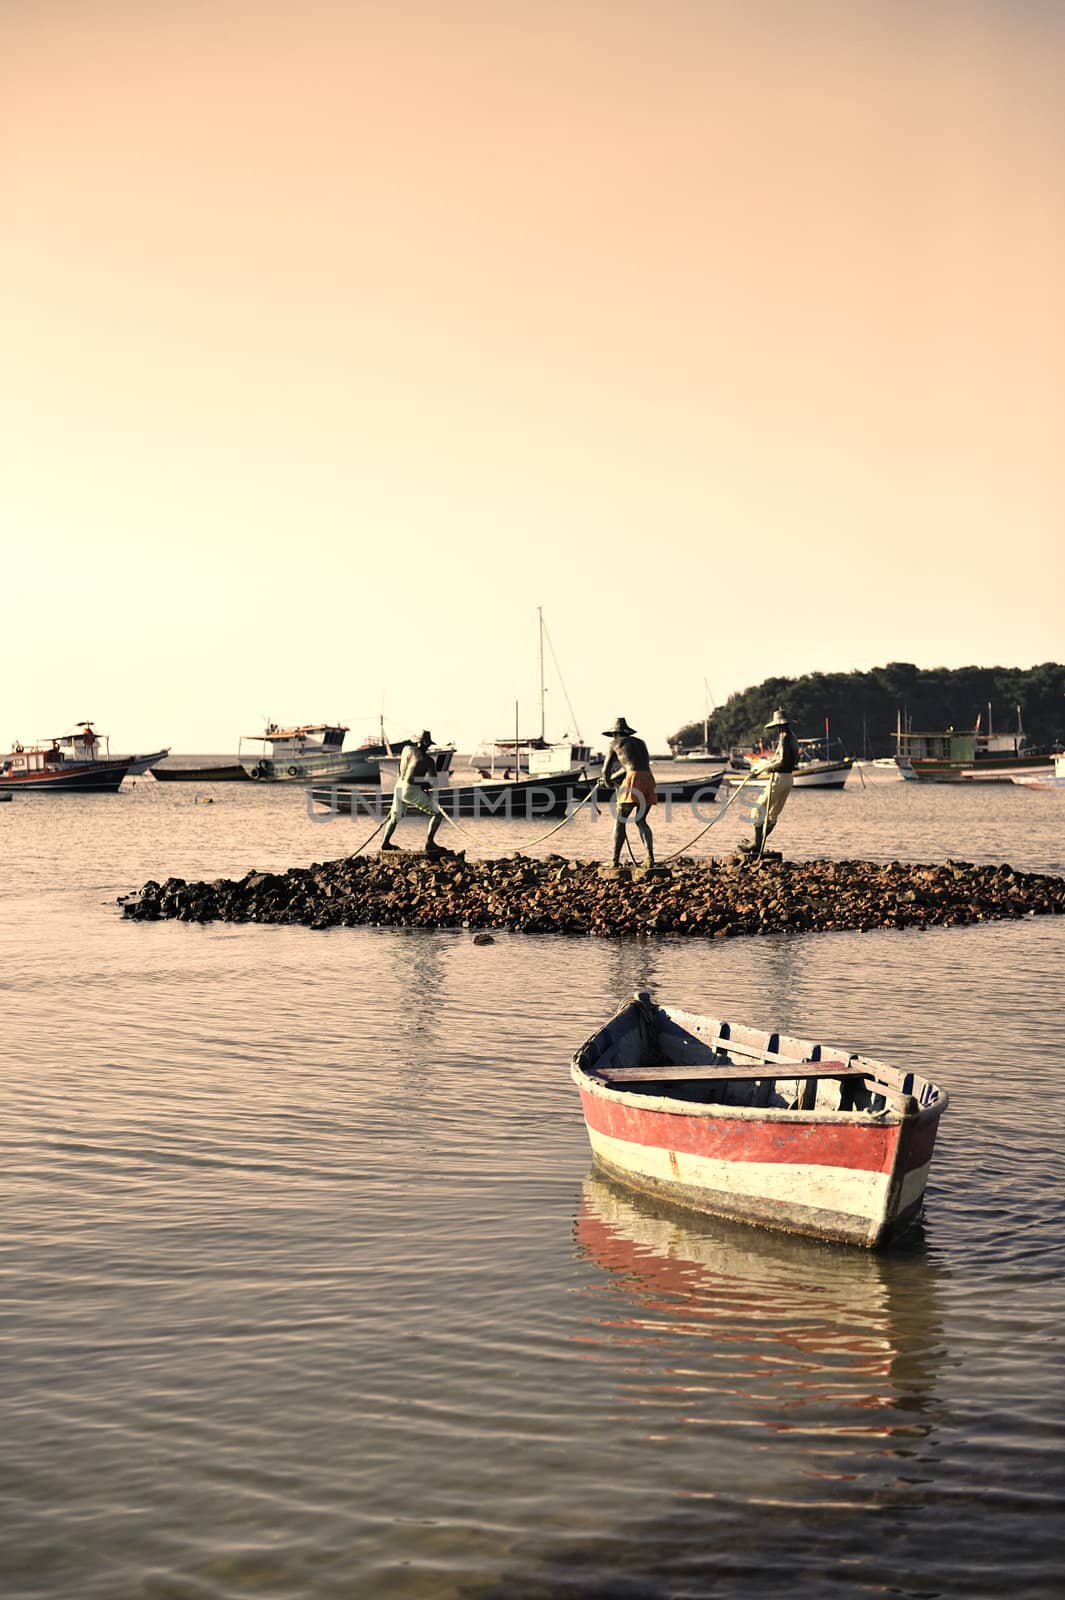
[441,810,482,843]
[435,771,756,866]
[347,818,387,857]
[364,765,776,864]
[463,774,603,849]
[659,767,763,862]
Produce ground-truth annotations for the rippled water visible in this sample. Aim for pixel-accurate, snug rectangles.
[3,766,1064,1597]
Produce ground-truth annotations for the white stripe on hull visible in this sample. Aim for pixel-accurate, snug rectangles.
[587,1127,895,1236]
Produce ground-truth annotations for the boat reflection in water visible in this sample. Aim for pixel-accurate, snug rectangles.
[573,1172,946,1484]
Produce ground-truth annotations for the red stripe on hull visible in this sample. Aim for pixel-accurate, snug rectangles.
[579,1086,900,1173]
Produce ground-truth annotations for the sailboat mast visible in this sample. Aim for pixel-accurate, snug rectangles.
[538,606,546,742]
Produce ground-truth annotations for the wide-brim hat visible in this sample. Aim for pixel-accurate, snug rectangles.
[416,729,434,745]
[602,717,636,737]
[764,709,790,729]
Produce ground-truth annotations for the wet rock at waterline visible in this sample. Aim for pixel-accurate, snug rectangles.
[121,853,1065,939]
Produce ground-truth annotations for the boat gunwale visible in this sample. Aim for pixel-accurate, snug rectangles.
[569,1062,946,1128]
[570,996,948,1127]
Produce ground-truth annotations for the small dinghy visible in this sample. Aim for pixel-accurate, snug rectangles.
[571,993,948,1249]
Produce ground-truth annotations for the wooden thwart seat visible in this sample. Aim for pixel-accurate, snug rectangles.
[596,1062,860,1084]
[595,1060,918,1115]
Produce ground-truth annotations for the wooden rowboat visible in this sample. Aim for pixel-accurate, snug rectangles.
[571,993,948,1249]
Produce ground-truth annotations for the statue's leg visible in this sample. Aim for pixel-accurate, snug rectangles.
[426,812,444,850]
[380,798,401,849]
[611,812,628,867]
[760,774,789,852]
[636,817,654,867]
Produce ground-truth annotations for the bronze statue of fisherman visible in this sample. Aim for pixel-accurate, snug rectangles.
[740,708,798,859]
[380,730,448,854]
[600,717,657,868]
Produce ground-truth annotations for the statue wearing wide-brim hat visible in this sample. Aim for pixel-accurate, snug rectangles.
[600,716,657,870]
[739,708,799,864]
[380,728,448,856]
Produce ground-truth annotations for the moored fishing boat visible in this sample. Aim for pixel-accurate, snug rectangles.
[152,760,249,782]
[893,708,1050,781]
[0,723,133,794]
[571,993,948,1249]
[239,722,380,783]
[791,733,853,788]
[791,761,852,788]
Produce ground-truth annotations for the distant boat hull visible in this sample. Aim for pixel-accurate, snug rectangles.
[0,760,131,794]
[899,755,1053,781]
[792,758,853,789]
[242,752,380,783]
[723,762,851,791]
[957,761,1054,783]
[152,764,250,782]
[123,747,171,777]
[1012,757,1065,790]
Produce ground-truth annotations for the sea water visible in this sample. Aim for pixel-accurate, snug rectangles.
[2,766,1064,1598]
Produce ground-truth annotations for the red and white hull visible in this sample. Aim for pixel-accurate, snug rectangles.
[571,996,948,1249]
[575,1079,941,1248]
[0,759,131,793]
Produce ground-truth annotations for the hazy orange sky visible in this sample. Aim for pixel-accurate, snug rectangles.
[3,0,1063,752]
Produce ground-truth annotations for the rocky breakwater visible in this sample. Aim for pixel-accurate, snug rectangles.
[121,854,1065,939]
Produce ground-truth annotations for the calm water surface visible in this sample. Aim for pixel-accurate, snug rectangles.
[3,766,1064,1598]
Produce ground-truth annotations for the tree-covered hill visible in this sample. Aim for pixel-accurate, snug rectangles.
[669,663,1065,758]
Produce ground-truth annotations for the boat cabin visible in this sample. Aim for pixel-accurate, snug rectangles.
[893,727,1025,763]
[527,739,593,778]
[240,723,349,760]
[2,724,110,774]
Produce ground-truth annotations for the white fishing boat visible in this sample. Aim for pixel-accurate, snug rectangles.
[239,723,380,783]
[792,734,853,789]
[571,993,948,1250]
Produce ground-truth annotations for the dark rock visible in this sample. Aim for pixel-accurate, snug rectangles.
[119,853,1065,943]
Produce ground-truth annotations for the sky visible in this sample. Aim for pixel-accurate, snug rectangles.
[3,0,1063,753]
